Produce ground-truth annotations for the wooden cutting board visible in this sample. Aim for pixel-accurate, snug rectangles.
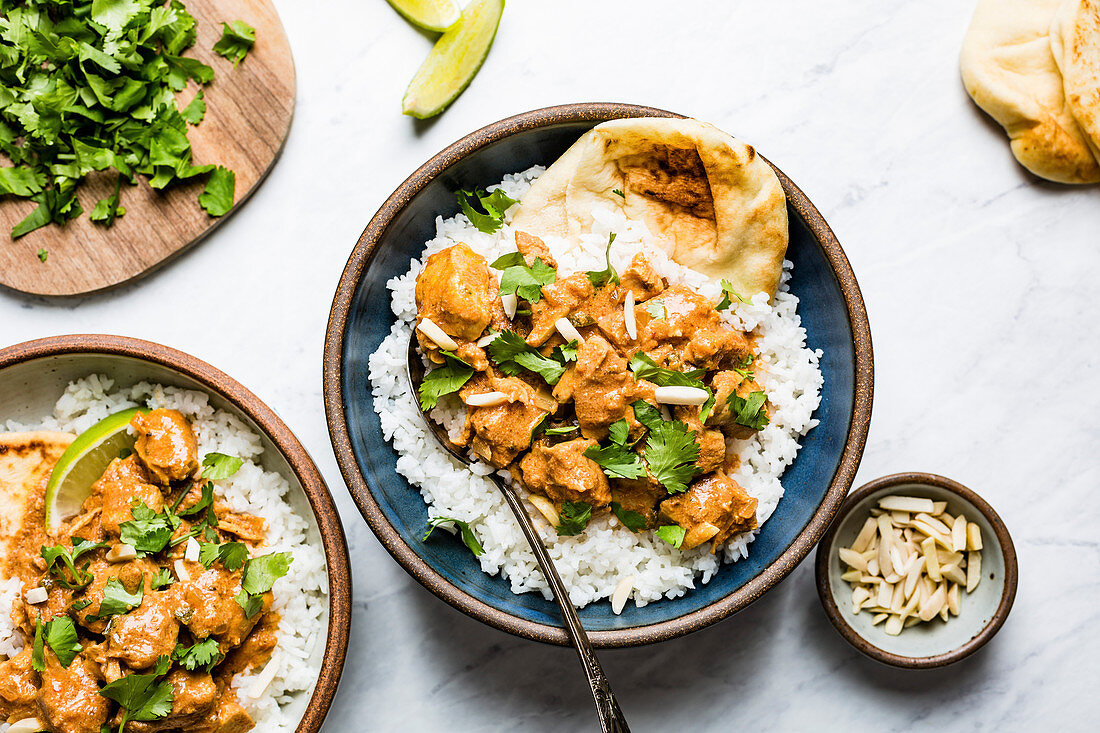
[0,0,295,297]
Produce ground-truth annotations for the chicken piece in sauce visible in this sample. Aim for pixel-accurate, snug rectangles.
[571,335,654,441]
[458,372,555,467]
[107,590,181,670]
[515,230,557,269]
[37,655,111,733]
[620,253,667,301]
[518,438,612,508]
[131,409,199,485]
[708,369,770,439]
[659,472,758,550]
[181,568,269,649]
[527,273,594,347]
[93,455,166,537]
[415,243,501,352]
[121,669,218,732]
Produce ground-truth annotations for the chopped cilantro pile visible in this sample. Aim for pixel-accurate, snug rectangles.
[556,501,592,536]
[0,0,256,240]
[456,187,516,234]
[491,251,556,302]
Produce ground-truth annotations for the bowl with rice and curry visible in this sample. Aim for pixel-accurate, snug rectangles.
[0,336,350,733]
[325,103,874,646]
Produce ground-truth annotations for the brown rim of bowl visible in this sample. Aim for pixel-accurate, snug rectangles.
[323,102,874,648]
[814,472,1019,669]
[0,334,351,732]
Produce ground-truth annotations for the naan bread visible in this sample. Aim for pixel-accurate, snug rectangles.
[1051,0,1100,161]
[512,118,789,300]
[0,431,73,554]
[960,0,1100,184]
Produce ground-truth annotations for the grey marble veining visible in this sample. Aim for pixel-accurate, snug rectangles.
[3,1,1097,729]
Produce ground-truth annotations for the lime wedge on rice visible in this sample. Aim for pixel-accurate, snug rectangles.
[402,0,504,119]
[387,0,461,33]
[44,407,147,533]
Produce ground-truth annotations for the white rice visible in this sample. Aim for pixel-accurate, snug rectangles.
[368,166,824,609]
[0,377,327,732]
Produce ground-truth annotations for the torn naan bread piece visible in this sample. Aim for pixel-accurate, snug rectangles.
[512,117,789,300]
[0,431,73,554]
[960,0,1100,184]
[1051,0,1100,161]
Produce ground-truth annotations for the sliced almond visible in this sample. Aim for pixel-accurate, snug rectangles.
[476,332,498,348]
[890,510,910,525]
[871,613,888,626]
[915,512,952,536]
[501,293,518,320]
[876,515,895,577]
[919,583,947,621]
[653,386,710,406]
[840,569,862,583]
[25,587,48,605]
[866,558,880,577]
[464,391,510,408]
[681,522,720,550]
[6,720,46,733]
[966,551,981,592]
[852,586,871,613]
[106,544,137,563]
[174,559,191,583]
[611,576,634,615]
[877,581,894,609]
[623,290,637,340]
[884,614,904,636]
[903,557,923,600]
[184,537,201,563]
[554,318,584,344]
[878,495,935,513]
[951,515,967,552]
[940,563,967,586]
[416,318,459,351]
[529,495,560,526]
[890,581,906,612]
[922,537,941,582]
[850,517,878,553]
[947,583,960,615]
[967,523,983,551]
[838,547,868,572]
[931,501,948,515]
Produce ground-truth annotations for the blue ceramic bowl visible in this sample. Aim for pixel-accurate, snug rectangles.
[324,104,874,647]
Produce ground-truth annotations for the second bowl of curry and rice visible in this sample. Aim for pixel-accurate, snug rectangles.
[0,337,350,733]
[326,103,873,646]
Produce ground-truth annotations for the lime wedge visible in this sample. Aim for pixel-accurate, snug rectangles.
[45,407,147,533]
[387,0,461,33]
[402,0,504,119]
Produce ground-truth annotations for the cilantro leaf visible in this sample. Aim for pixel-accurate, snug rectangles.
[89,175,126,226]
[37,249,48,263]
[0,166,43,196]
[552,340,579,364]
[176,481,215,517]
[199,166,235,216]
[644,299,665,319]
[643,420,700,494]
[45,615,82,668]
[716,279,752,310]
[456,188,517,234]
[200,452,243,480]
[418,351,475,411]
[486,330,568,386]
[612,188,625,198]
[583,442,646,480]
[728,390,769,431]
[241,552,292,595]
[213,20,256,67]
[173,638,224,672]
[119,502,173,554]
[491,253,557,303]
[587,233,620,288]
[234,590,264,619]
[198,541,248,571]
[94,578,144,619]
[628,353,706,389]
[610,501,648,532]
[32,615,45,672]
[181,89,206,125]
[41,539,106,590]
[150,568,175,590]
[655,524,687,548]
[423,517,485,557]
[556,501,592,536]
[98,656,174,725]
[631,400,664,432]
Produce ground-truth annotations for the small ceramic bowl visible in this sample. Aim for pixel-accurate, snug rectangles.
[815,472,1017,668]
[0,335,351,732]
[325,103,874,647]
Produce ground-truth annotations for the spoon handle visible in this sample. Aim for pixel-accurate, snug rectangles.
[491,475,630,733]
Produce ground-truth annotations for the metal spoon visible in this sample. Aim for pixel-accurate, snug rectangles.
[407,335,630,733]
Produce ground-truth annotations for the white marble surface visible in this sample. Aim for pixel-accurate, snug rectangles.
[4,0,1098,729]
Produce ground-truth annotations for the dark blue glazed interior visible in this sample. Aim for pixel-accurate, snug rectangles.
[341,122,855,632]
